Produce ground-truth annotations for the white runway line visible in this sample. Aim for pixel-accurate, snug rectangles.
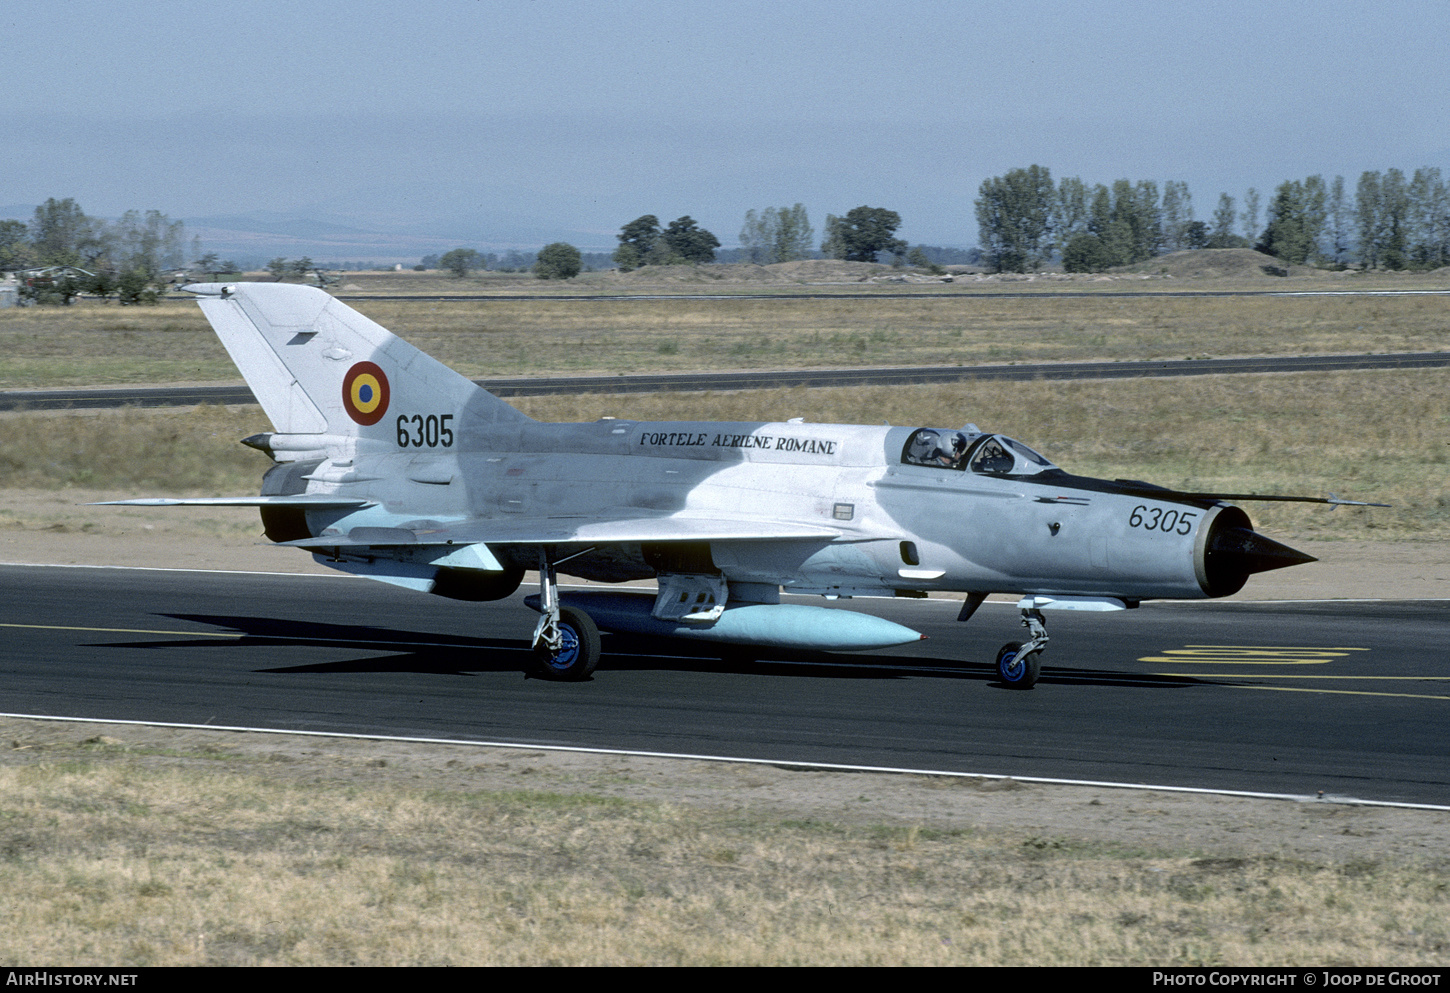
[3,711,1447,813]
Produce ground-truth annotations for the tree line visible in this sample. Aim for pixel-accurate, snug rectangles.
[423,246,612,279]
[424,206,921,279]
[425,202,986,279]
[976,165,1450,273]
[1,198,192,303]
[610,205,913,271]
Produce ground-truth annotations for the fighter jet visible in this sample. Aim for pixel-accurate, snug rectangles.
[101,282,1381,688]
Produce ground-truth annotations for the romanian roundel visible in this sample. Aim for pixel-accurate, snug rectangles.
[342,362,390,425]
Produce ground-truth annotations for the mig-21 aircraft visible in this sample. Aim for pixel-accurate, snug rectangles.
[101,282,1382,689]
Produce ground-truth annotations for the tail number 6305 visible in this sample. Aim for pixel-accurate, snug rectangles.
[396,413,454,448]
[1129,505,1196,535]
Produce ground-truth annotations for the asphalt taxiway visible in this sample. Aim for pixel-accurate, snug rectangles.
[3,563,1445,805]
[3,351,1447,410]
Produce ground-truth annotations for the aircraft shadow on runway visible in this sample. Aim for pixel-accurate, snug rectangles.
[74,612,1208,690]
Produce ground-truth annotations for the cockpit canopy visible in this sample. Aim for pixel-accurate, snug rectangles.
[901,427,1057,477]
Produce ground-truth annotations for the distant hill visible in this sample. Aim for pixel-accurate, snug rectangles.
[182,215,475,268]
[0,203,617,268]
[187,214,377,239]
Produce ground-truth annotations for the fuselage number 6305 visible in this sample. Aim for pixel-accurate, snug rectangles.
[1129,505,1196,535]
[396,413,454,448]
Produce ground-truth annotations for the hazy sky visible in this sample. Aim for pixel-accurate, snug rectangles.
[5,0,1447,251]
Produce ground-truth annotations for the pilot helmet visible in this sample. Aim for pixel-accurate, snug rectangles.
[909,429,940,459]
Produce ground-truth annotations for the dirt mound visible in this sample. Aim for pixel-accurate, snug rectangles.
[1120,248,1322,280]
[624,263,781,283]
[597,263,780,285]
[769,259,894,281]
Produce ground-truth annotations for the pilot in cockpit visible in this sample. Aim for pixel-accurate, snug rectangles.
[907,429,942,464]
[937,431,969,467]
[906,428,973,468]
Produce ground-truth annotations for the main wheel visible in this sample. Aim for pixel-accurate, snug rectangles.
[995,640,1041,690]
[533,605,601,681]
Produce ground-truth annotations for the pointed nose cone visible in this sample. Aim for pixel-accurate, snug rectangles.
[1209,527,1317,575]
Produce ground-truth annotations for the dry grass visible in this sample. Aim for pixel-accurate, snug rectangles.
[2,740,1448,966]
[0,300,226,388]
[0,405,273,491]
[2,291,1447,386]
[1,369,1443,539]
[366,293,1450,378]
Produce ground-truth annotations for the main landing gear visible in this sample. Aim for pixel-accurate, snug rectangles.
[995,599,1049,690]
[530,552,600,680]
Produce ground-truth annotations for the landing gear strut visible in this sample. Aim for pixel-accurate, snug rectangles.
[995,599,1048,689]
[530,552,600,680]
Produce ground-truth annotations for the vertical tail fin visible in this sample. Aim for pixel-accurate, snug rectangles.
[184,282,529,437]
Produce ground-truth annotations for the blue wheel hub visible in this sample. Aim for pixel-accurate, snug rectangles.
[545,624,581,671]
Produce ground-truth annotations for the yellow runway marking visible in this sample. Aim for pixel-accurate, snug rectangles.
[1139,643,1447,698]
[1142,658,1337,665]
[0,622,241,639]
[1183,645,1369,651]
[1139,645,1369,665]
[1209,683,1450,702]
[1156,674,1450,680]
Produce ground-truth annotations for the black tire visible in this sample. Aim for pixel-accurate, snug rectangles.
[533,605,601,681]
[996,640,1041,689]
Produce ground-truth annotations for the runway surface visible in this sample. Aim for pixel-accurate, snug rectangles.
[3,563,1446,804]
[4,351,1448,410]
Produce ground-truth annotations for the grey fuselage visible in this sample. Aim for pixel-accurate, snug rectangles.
[267,416,1244,603]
